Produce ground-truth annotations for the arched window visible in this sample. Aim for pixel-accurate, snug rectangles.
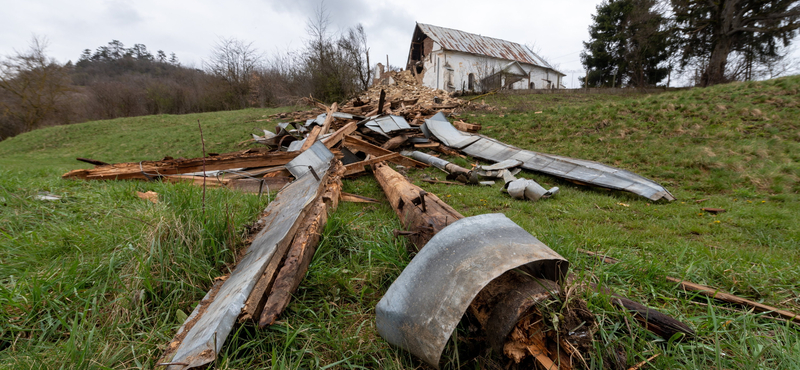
[529,82,535,89]
[468,73,475,91]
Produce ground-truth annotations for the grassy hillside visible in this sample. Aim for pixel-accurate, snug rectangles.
[1,76,798,369]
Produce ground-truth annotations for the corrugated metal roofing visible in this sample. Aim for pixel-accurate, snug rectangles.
[416,23,557,71]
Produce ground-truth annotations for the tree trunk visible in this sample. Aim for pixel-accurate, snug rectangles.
[703,36,733,86]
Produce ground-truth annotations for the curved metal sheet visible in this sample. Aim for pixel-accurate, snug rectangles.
[375,213,568,368]
[425,114,480,149]
[425,120,675,201]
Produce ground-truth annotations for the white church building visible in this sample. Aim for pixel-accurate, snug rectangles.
[405,23,565,93]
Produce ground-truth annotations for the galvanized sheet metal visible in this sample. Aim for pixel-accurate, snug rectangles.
[425,113,480,149]
[375,213,568,368]
[285,141,335,178]
[164,150,332,370]
[364,115,413,136]
[435,130,676,201]
[417,23,557,71]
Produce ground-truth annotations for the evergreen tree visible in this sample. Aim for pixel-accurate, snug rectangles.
[581,0,672,87]
[671,0,800,86]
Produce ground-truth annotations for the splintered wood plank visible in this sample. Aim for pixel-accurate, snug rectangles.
[322,121,359,148]
[667,277,800,324]
[343,135,427,169]
[300,126,323,151]
[259,166,343,327]
[320,102,339,134]
[339,192,380,204]
[63,150,299,181]
[240,161,345,323]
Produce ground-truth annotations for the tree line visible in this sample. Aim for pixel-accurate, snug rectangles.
[581,0,800,87]
[0,5,371,140]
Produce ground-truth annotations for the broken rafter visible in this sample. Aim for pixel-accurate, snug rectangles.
[64,150,299,181]
[343,135,427,169]
[579,249,800,325]
[344,153,401,177]
[258,163,344,327]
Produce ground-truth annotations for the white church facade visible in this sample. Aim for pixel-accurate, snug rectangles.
[405,23,565,93]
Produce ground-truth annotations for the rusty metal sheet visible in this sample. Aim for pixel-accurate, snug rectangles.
[416,23,561,73]
[375,213,568,368]
[424,122,675,201]
[161,148,332,370]
[424,112,480,149]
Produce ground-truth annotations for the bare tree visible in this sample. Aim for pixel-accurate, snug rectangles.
[0,36,71,137]
[204,37,262,108]
[338,24,372,91]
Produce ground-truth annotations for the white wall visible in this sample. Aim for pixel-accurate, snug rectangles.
[419,46,562,92]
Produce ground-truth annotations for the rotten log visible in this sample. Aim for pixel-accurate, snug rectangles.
[372,162,462,250]
[258,164,344,327]
[64,150,299,181]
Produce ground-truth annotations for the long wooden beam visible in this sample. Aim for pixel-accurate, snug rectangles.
[343,135,427,169]
[63,150,299,181]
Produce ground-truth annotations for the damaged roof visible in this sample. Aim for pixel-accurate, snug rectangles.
[415,23,563,75]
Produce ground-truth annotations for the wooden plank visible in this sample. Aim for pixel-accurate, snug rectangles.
[453,120,481,133]
[319,102,339,134]
[258,165,344,327]
[322,121,358,148]
[63,150,299,181]
[343,135,427,169]
[666,277,800,324]
[414,142,439,149]
[340,192,380,204]
[578,248,797,326]
[344,153,401,176]
[299,126,322,151]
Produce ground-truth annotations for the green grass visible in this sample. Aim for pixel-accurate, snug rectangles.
[1,76,799,369]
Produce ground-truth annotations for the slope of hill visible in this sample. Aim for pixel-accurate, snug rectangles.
[0,77,798,369]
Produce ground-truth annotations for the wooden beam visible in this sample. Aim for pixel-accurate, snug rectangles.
[343,135,427,169]
[322,121,358,148]
[258,164,344,327]
[667,277,800,324]
[299,126,322,152]
[344,153,401,176]
[320,102,339,134]
[239,161,342,322]
[63,150,299,181]
[372,162,462,250]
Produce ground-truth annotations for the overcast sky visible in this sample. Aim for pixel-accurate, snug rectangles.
[2,0,797,88]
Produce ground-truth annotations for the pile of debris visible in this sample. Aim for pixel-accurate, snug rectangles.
[271,70,470,125]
